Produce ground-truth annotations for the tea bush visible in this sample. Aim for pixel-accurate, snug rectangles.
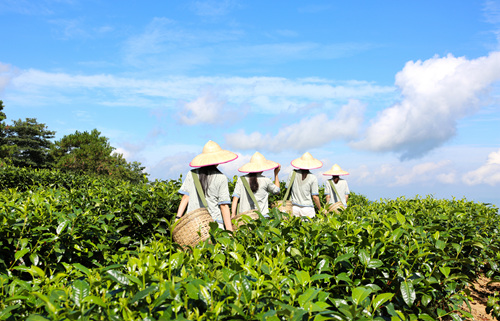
[1,167,499,320]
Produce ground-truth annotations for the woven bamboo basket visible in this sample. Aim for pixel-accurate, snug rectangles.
[172,208,214,247]
[274,200,293,214]
[233,210,259,228]
[328,202,345,213]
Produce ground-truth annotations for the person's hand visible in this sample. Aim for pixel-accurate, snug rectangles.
[274,164,281,175]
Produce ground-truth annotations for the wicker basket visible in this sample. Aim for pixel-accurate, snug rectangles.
[274,200,293,214]
[233,210,259,228]
[328,202,345,213]
[172,208,214,247]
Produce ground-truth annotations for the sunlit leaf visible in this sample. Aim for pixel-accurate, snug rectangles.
[400,281,416,307]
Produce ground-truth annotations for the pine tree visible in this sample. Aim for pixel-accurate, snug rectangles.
[5,118,55,168]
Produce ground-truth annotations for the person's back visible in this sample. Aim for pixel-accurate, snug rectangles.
[233,173,279,215]
[231,152,280,217]
[287,152,322,218]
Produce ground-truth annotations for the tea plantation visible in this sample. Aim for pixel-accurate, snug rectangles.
[1,166,499,320]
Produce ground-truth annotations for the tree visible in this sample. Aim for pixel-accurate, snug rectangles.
[5,118,55,168]
[0,100,15,162]
[52,129,148,183]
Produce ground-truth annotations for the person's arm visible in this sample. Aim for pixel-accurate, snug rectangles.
[325,194,330,204]
[312,195,321,210]
[176,194,189,220]
[231,196,239,218]
[345,194,349,204]
[220,204,233,231]
[273,164,281,188]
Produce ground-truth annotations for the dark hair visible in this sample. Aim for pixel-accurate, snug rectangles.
[248,173,259,193]
[197,165,221,197]
[300,169,310,181]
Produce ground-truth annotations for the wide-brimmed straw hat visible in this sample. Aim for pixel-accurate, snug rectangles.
[323,164,349,176]
[238,152,279,173]
[291,152,323,170]
[189,140,238,167]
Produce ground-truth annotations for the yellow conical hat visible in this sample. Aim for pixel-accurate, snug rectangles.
[238,152,279,173]
[323,164,349,176]
[189,140,238,167]
[290,152,323,170]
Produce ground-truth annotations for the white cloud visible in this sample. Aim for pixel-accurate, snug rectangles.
[114,147,131,160]
[353,52,500,159]
[148,152,195,181]
[393,160,453,186]
[347,160,456,188]
[5,66,393,113]
[0,62,18,93]
[463,148,500,186]
[225,99,365,152]
[178,92,226,125]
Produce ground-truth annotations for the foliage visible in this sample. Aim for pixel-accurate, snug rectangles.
[0,100,13,162]
[51,129,148,183]
[3,118,55,168]
[0,168,499,320]
[487,278,500,321]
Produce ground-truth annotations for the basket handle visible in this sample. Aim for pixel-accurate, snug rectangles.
[282,170,296,202]
[191,171,209,208]
[241,176,262,213]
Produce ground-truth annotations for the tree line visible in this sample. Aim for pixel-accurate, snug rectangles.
[0,100,147,183]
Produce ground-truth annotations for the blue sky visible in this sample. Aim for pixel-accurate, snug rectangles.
[1,0,499,207]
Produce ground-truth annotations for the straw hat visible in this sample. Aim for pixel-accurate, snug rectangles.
[323,164,349,176]
[189,140,238,167]
[291,152,323,170]
[238,152,279,173]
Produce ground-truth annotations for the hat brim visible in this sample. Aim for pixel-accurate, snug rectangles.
[238,161,279,173]
[323,171,349,176]
[189,151,238,167]
[291,159,323,170]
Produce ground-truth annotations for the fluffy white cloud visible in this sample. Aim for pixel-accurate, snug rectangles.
[5,66,393,113]
[393,160,454,186]
[463,148,500,186]
[0,62,18,93]
[353,52,500,159]
[178,92,226,125]
[348,160,457,187]
[225,99,365,152]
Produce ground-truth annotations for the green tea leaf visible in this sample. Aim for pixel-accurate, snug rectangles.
[15,248,29,261]
[295,270,310,287]
[82,295,106,307]
[310,273,332,282]
[439,266,451,278]
[358,250,369,266]
[367,259,383,269]
[400,281,416,307]
[298,288,320,307]
[396,212,406,225]
[106,270,130,285]
[351,287,372,305]
[72,280,90,307]
[73,263,90,276]
[199,286,211,306]
[372,293,394,311]
[334,253,354,266]
[0,304,20,319]
[240,278,252,304]
[130,285,158,304]
[134,213,146,225]
[56,220,69,235]
[26,315,50,321]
